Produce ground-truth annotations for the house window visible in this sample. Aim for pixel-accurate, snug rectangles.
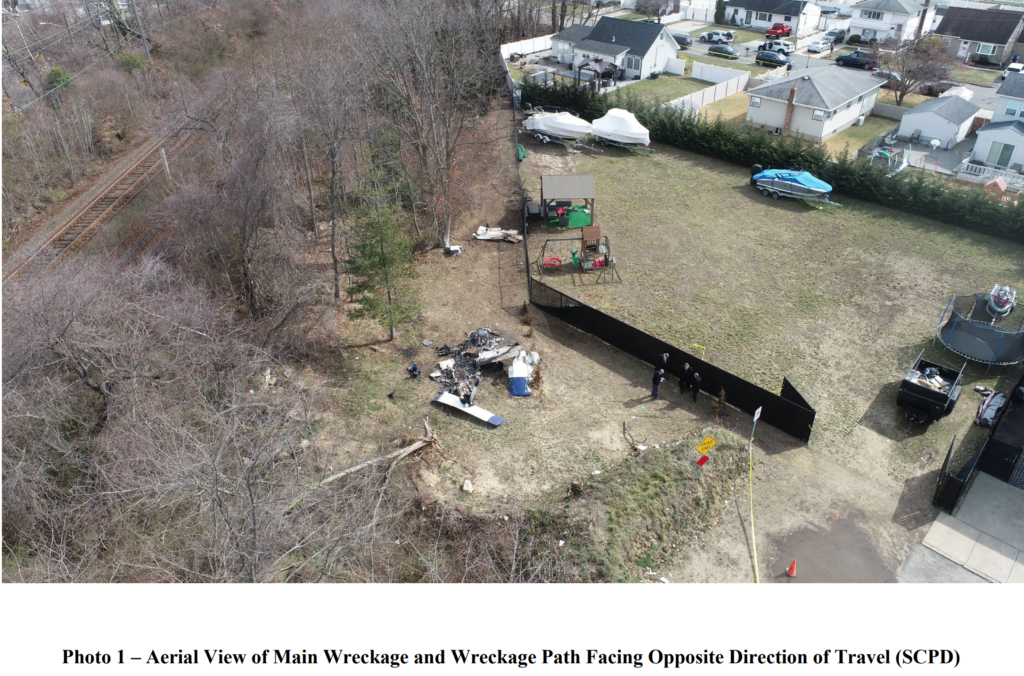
[895,23,903,34]
[846,101,854,109]
[862,29,876,39]
[858,95,864,102]
[625,55,641,71]
[733,8,739,16]
[750,97,761,108]
[986,141,1016,167]
[757,12,771,21]
[783,15,792,21]
[1007,101,1021,117]
[812,110,825,121]
[861,10,883,20]
[976,44,997,55]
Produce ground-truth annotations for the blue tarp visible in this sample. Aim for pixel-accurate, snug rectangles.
[509,377,532,397]
[754,170,832,193]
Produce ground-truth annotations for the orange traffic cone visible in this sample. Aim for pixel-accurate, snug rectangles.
[786,560,797,577]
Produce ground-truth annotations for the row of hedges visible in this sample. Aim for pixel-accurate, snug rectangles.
[521,80,1024,242]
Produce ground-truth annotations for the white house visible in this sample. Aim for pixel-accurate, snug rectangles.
[724,0,822,37]
[897,95,980,146]
[548,17,678,80]
[849,0,936,43]
[935,7,1024,66]
[971,120,1024,170]
[744,67,882,141]
[992,73,1024,123]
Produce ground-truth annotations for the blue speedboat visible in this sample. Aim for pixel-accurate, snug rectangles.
[750,165,832,199]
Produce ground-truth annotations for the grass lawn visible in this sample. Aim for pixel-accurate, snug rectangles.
[520,142,1024,469]
[702,91,750,124]
[689,27,766,44]
[625,74,713,102]
[821,116,897,158]
[876,89,929,108]
[615,12,648,21]
[949,64,1000,86]
[507,63,538,81]
[683,52,770,76]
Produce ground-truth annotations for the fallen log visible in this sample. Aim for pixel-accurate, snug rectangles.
[283,419,437,514]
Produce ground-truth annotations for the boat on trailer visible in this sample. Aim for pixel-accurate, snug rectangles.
[591,109,653,151]
[750,165,840,207]
[524,112,594,147]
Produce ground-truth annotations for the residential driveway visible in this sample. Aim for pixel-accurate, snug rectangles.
[964,82,1002,111]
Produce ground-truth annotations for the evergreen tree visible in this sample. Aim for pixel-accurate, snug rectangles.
[345,173,418,341]
[714,0,726,25]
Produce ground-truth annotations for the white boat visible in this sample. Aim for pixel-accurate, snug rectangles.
[591,108,650,147]
[524,112,592,141]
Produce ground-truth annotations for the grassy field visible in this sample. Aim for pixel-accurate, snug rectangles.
[520,142,1024,473]
[822,116,896,158]
[689,27,767,44]
[877,89,929,108]
[950,64,1000,86]
[702,91,749,124]
[615,12,648,21]
[626,74,713,102]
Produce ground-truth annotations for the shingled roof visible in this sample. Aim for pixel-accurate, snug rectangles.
[745,67,881,109]
[935,7,1024,45]
[551,23,593,44]
[977,119,1024,137]
[997,72,1024,98]
[852,0,926,15]
[581,17,673,57]
[724,0,808,15]
[903,95,980,125]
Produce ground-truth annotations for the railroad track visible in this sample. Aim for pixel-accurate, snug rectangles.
[2,121,192,284]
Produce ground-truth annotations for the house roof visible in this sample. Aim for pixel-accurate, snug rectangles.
[935,7,1023,45]
[572,39,628,57]
[977,119,1024,137]
[724,0,808,15]
[582,17,672,57]
[744,67,881,109]
[904,95,980,125]
[852,0,926,15]
[997,72,1024,98]
[541,175,596,201]
[551,23,592,44]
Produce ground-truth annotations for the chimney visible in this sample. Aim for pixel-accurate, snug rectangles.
[784,84,798,132]
[612,35,616,42]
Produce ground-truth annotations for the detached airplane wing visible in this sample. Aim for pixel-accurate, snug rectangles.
[432,392,505,426]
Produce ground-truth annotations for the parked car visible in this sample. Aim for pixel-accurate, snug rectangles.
[699,30,734,44]
[759,39,794,55]
[671,33,692,48]
[1004,63,1024,79]
[835,49,879,69]
[824,28,846,44]
[755,50,793,70]
[871,70,901,89]
[707,44,740,60]
[918,80,956,97]
[765,22,792,38]
[908,64,951,80]
[806,39,830,53]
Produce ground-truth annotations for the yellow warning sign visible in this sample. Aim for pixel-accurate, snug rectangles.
[696,436,717,455]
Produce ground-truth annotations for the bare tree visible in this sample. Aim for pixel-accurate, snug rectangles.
[360,0,503,249]
[880,36,952,106]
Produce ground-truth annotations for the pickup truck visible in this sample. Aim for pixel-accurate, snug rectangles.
[765,23,792,38]
[835,49,879,70]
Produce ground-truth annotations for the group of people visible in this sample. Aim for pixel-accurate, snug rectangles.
[651,353,702,403]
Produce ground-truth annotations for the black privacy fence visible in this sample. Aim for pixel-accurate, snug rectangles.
[528,279,817,442]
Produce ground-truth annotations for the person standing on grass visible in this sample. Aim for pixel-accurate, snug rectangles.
[680,362,694,394]
[691,372,702,403]
[652,369,665,400]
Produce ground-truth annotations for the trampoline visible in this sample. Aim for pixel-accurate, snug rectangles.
[935,293,1024,367]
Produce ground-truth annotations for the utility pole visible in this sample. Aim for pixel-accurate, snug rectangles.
[915,0,931,40]
[127,0,150,59]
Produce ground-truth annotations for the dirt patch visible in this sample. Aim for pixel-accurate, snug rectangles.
[768,510,896,583]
